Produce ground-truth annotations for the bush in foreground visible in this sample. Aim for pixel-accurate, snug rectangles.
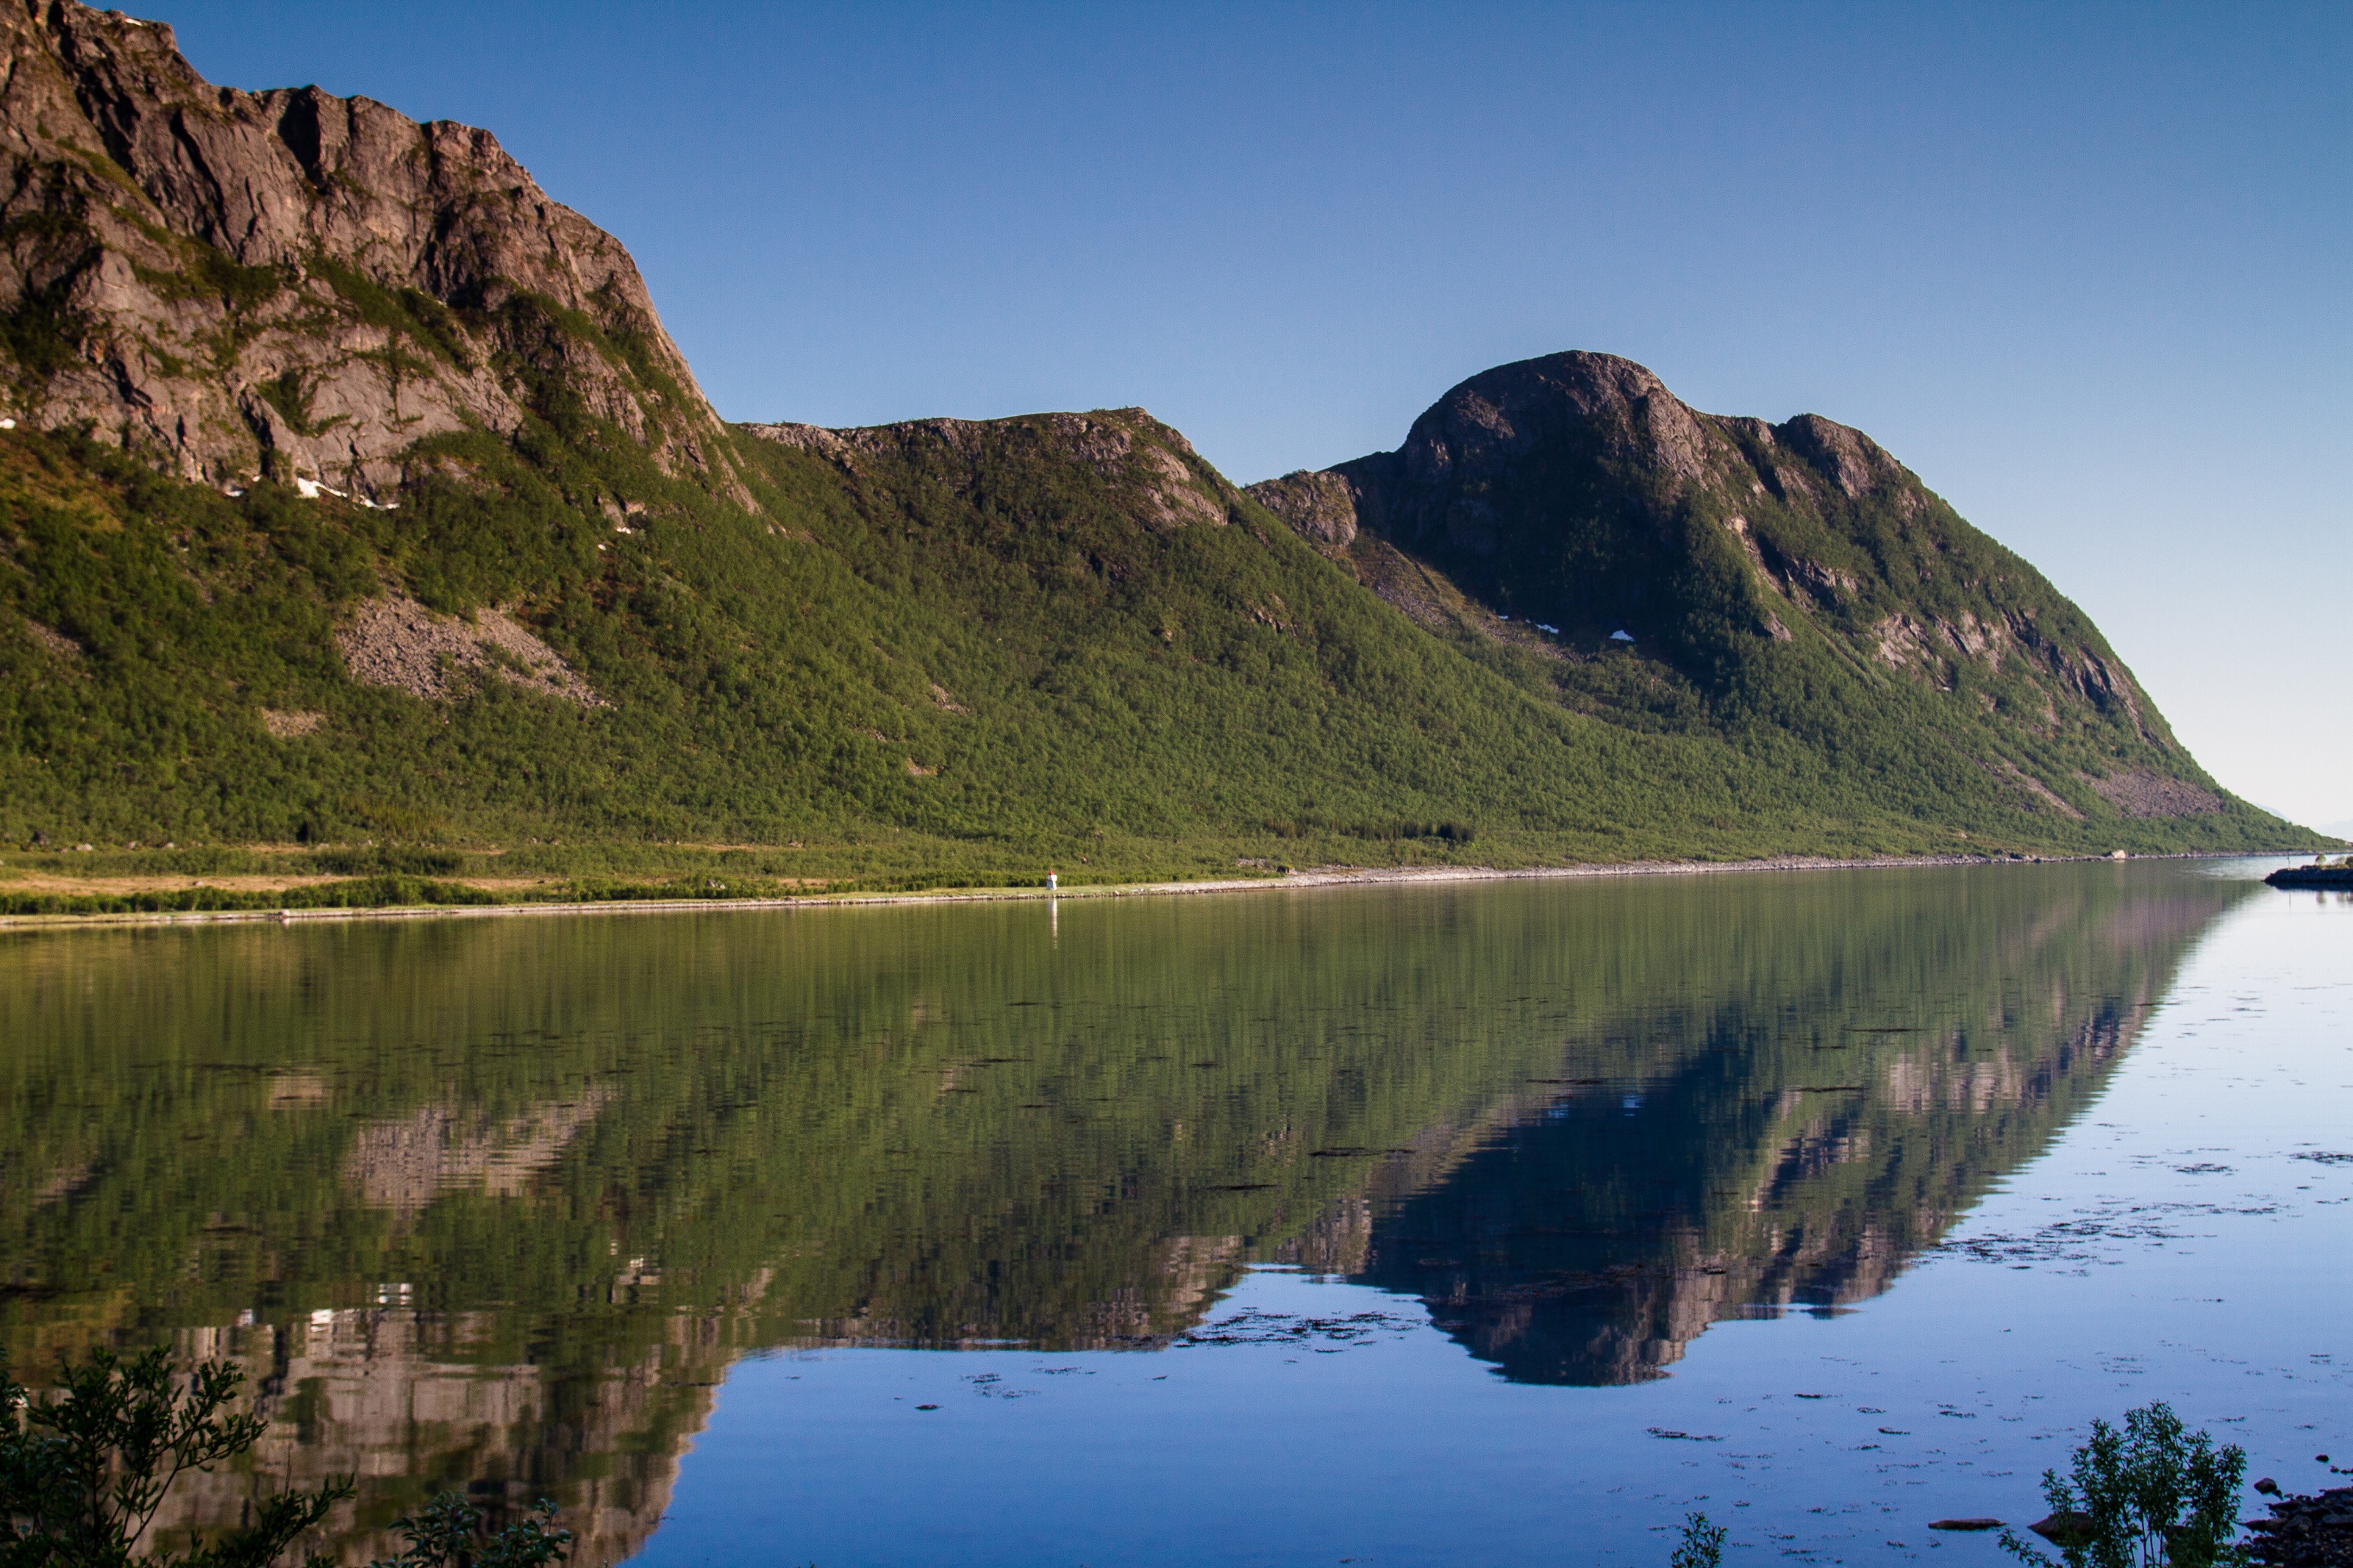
[0,1348,571,1568]
[0,1347,346,1567]
[2000,1400,2248,1568]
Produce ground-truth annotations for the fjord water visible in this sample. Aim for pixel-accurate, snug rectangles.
[3,864,2348,1565]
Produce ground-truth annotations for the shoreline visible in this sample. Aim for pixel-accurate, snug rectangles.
[0,848,2275,935]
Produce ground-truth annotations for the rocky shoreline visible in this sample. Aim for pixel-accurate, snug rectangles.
[2248,1486,2353,1566]
[2266,863,2353,889]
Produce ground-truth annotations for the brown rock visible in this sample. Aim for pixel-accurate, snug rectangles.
[2246,1485,2353,1566]
[0,0,741,499]
[2082,768,2226,820]
[1246,468,1359,548]
[334,595,601,706]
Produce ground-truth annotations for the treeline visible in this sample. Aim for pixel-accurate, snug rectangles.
[1262,815,1477,845]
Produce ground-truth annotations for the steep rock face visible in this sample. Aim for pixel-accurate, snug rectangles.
[0,0,735,497]
[1249,351,2216,819]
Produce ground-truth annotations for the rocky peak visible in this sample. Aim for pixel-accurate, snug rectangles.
[1396,351,1711,489]
[1245,468,1357,548]
[1246,354,1915,554]
[1773,412,1895,499]
[0,0,738,497]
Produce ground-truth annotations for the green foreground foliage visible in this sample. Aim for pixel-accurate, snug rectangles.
[1672,1512,1728,1568]
[2000,1401,2249,1568]
[0,1347,346,1568]
[0,1347,571,1568]
[366,1495,570,1568]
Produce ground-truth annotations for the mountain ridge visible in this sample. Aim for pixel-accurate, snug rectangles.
[1246,349,2215,829]
[0,2,2321,881]
[0,0,743,501]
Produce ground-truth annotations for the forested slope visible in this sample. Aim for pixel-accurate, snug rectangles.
[0,2,2314,887]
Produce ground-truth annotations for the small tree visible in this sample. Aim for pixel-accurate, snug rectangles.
[1999,1400,2248,1568]
[0,1347,350,1567]
[1671,1511,1727,1568]
[366,1492,571,1568]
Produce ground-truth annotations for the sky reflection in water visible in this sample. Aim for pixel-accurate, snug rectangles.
[2,861,2347,1565]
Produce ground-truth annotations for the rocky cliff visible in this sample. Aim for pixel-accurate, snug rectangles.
[0,0,738,498]
[1248,351,2217,823]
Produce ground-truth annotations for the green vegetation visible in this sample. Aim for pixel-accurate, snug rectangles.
[1999,1402,2249,1568]
[0,1346,347,1567]
[1672,1512,1728,1568]
[0,394,2314,901]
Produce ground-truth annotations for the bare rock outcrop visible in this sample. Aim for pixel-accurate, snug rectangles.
[1246,468,1358,548]
[2082,768,2224,819]
[0,1,741,498]
[335,595,601,706]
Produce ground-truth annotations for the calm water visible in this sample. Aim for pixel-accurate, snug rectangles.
[3,861,2348,1565]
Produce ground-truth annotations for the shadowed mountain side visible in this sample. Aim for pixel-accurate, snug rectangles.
[1246,351,2252,833]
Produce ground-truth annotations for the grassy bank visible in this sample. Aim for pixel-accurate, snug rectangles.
[0,831,2297,922]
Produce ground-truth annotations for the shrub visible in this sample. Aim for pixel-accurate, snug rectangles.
[1999,1400,2248,1568]
[1671,1511,1727,1568]
[366,1492,571,1568]
[1,1349,574,1568]
[0,1346,349,1567]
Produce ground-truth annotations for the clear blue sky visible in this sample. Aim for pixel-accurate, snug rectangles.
[152,1,2351,830]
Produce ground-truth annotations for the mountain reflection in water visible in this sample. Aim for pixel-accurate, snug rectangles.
[0,863,2246,1561]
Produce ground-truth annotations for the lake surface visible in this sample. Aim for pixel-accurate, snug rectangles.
[3,860,2348,1565]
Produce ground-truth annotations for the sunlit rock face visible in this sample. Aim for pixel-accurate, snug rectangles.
[0,1,740,498]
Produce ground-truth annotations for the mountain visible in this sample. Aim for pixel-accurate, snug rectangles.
[0,0,739,500]
[1247,351,2224,826]
[0,2,2316,886]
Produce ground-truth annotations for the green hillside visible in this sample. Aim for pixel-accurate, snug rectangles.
[0,4,2319,897]
[0,406,2307,900]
